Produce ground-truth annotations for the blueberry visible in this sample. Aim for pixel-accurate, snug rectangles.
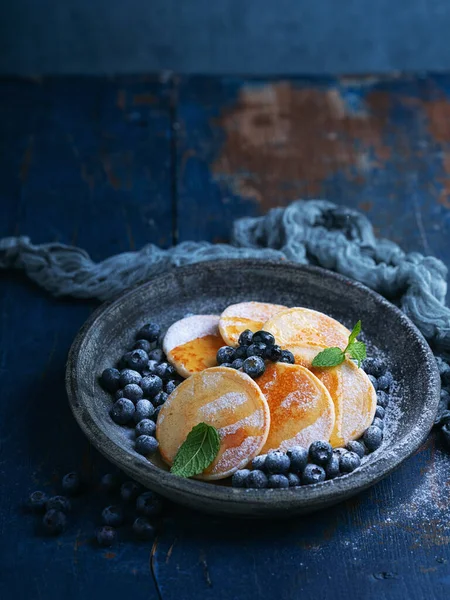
[99,473,121,493]
[28,490,49,513]
[134,339,153,354]
[140,374,163,398]
[123,383,144,403]
[436,410,450,427]
[137,323,161,343]
[231,359,244,370]
[265,451,290,474]
[155,362,176,380]
[287,473,301,487]
[265,344,283,362]
[252,331,275,346]
[340,451,361,473]
[152,406,162,422]
[309,441,333,465]
[302,463,326,485]
[363,426,383,451]
[367,374,378,390]
[232,469,251,488]
[375,406,385,419]
[126,349,149,372]
[101,505,124,527]
[165,380,178,394]
[246,470,268,489]
[96,525,118,547]
[442,423,450,449]
[238,329,254,346]
[46,495,71,513]
[251,454,267,471]
[268,474,289,488]
[325,454,340,479]
[346,440,366,458]
[136,491,163,517]
[279,350,295,364]
[372,417,384,431]
[119,369,142,387]
[246,343,266,358]
[133,517,156,540]
[120,481,141,502]
[134,399,155,423]
[148,348,165,363]
[110,398,135,425]
[243,356,266,378]
[100,368,121,393]
[217,346,236,365]
[135,434,159,455]
[117,354,129,371]
[286,447,308,473]
[135,418,156,437]
[153,391,168,407]
[43,509,67,535]
[235,345,249,359]
[145,360,160,375]
[115,389,124,401]
[377,372,393,392]
[220,363,233,368]
[62,472,81,495]
[363,358,386,378]
[376,390,390,408]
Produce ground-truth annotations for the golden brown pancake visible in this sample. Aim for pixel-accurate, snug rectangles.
[256,363,335,453]
[156,367,270,480]
[219,301,286,347]
[163,315,224,378]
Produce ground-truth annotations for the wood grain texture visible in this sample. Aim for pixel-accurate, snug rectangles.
[1,73,450,600]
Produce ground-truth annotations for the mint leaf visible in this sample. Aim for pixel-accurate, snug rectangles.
[347,341,367,367]
[171,423,220,478]
[346,320,362,348]
[311,347,345,368]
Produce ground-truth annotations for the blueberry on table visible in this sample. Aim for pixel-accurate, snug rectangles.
[246,343,266,358]
[136,491,163,517]
[251,454,267,471]
[140,374,163,398]
[367,374,378,390]
[268,474,290,488]
[246,469,268,489]
[148,348,165,363]
[309,441,333,465]
[231,358,244,370]
[43,509,67,535]
[217,346,236,365]
[286,447,308,473]
[119,369,142,387]
[100,368,121,393]
[375,406,385,419]
[123,383,144,403]
[134,399,155,423]
[134,339,153,354]
[99,473,121,493]
[101,505,124,527]
[372,417,384,431]
[135,418,156,437]
[340,451,361,473]
[346,440,366,458]
[243,356,266,379]
[110,398,135,425]
[231,469,251,488]
[265,344,283,362]
[279,350,295,364]
[96,525,117,547]
[137,323,161,343]
[46,495,71,513]
[234,345,249,359]
[302,463,326,485]
[265,450,290,474]
[442,423,450,449]
[28,491,49,513]
[363,426,383,451]
[135,435,159,455]
[325,454,341,479]
[152,406,162,422]
[120,481,141,502]
[155,362,177,380]
[165,380,178,394]
[62,472,81,495]
[287,473,301,487]
[252,330,276,346]
[362,358,386,378]
[126,349,149,372]
[377,372,393,392]
[238,329,254,346]
[133,517,156,541]
[153,391,168,407]
[376,391,390,408]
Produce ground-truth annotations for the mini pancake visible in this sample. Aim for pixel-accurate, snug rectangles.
[256,363,335,454]
[156,367,270,480]
[264,307,350,350]
[284,344,323,370]
[163,315,224,378]
[219,301,287,347]
[309,359,377,447]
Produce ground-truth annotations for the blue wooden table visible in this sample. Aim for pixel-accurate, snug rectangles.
[1,74,450,600]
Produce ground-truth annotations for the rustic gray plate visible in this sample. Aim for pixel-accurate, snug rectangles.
[66,260,440,517]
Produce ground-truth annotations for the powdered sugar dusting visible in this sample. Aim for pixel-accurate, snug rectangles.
[199,391,248,419]
[219,409,264,436]
[278,413,331,451]
[221,301,285,322]
[163,314,220,353]
[216,436,261,471]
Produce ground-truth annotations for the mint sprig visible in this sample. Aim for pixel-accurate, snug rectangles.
[171,422,220,478]
[311,320,367,368]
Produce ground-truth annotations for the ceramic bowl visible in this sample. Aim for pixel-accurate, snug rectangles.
[66,260,440,517]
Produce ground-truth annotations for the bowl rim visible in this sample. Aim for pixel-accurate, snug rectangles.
[66,259,441,510]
